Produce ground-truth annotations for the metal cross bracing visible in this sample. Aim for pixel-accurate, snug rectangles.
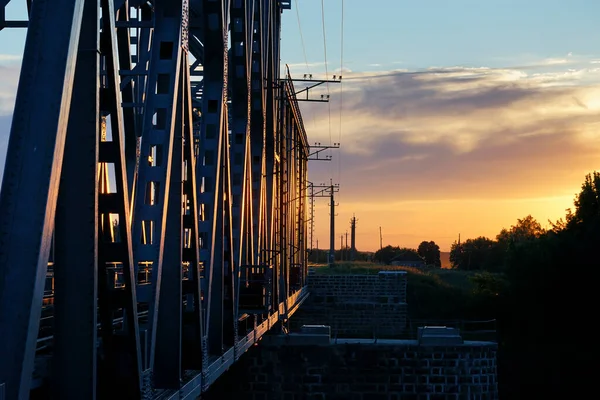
[0,0,310,399]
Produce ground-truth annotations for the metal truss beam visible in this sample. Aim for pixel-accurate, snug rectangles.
[0,1,85,398]
[0,1,310,398]
[196,0,235,359]
[97,0,142,396]
[52,0,100,397]
[130,0,184,379]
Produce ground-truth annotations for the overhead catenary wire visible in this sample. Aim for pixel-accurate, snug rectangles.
[295,0,311,76]
[337,0,345,204]
[320,0,333,175]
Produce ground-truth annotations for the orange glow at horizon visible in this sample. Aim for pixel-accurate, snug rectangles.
[311,194,578,253]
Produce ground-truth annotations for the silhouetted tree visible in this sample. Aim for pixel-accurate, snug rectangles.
[417,240,441,267]
[373,245,420,264]
[449,237,502,271]
[373,245,397,263]
[496,215,545,245]
[498,171,600,399]
[568,171,600,228]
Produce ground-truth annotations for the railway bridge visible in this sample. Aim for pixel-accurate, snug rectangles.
[0,1,313,398]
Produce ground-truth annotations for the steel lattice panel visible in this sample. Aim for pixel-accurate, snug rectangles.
[0,0,309,398]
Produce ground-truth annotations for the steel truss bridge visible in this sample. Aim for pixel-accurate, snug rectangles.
[0,1,311,398]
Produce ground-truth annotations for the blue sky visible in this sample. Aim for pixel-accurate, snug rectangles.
[281,0,600,73]
[2,0,600,251]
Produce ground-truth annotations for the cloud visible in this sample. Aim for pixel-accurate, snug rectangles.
[302,61,600,207]
[0,62,18,185]
[0,115,11,185]
[313,129,598,203]
[540,57,569,66]
[335,67,352,74]
[0,61,20,116]
[0,54,21,62]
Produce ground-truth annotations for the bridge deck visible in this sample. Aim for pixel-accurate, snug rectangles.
[160,287,309,399]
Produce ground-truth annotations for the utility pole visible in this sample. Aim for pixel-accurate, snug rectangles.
[350,215,357,261]
[329,182,336,266]
[345,230,348,262]
[308,183,315,252]
[308,181,339,267]
[340,235,344,261]
[379,226,383,250]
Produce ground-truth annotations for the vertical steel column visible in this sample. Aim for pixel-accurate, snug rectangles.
[53,0,100,398]
[249,0,266,266]
[288,134,295,293]
[181,52,204,371]
[198,0,235,356]
[97,0,142,396]
[222,99,236,345]
[296,123,303,286]
[0,1,85,398]
[277,83,288,307]
[130,0,183,376]
[153,51,185,389]
[115,2,139,196]
[262,0,274,261]
[229,0,254,324]
[261,0,278,310]
[301,134,308,285]
[282,74,309,290]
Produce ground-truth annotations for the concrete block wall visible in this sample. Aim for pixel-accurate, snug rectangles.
[307,271,408,303]
[291,272,408,338]
[204,341,499,400]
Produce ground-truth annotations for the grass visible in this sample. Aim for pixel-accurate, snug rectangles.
[309,261,478,292]
[309,261,499,321]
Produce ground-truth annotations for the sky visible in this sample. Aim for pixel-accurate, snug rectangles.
[2,1,600,251]
[278,0,600,251]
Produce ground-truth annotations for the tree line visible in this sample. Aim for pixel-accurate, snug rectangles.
[449,214,545,271]
[471,172,599,399]
[372,241,441,267]
[308,240,442,267]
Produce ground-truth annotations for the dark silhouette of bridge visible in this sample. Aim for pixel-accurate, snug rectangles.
[0,1,312,398]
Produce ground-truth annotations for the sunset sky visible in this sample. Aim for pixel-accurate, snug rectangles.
[279,0,600,251]
[2,1,600,251]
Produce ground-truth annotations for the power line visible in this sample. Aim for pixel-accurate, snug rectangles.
[337,0,345,203]
[320,0,333,171]
[320,0,330,93]
[295,0,311,75]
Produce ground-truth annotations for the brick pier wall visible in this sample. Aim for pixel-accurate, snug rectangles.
[203,340,499,400]
[291,272,408,338]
